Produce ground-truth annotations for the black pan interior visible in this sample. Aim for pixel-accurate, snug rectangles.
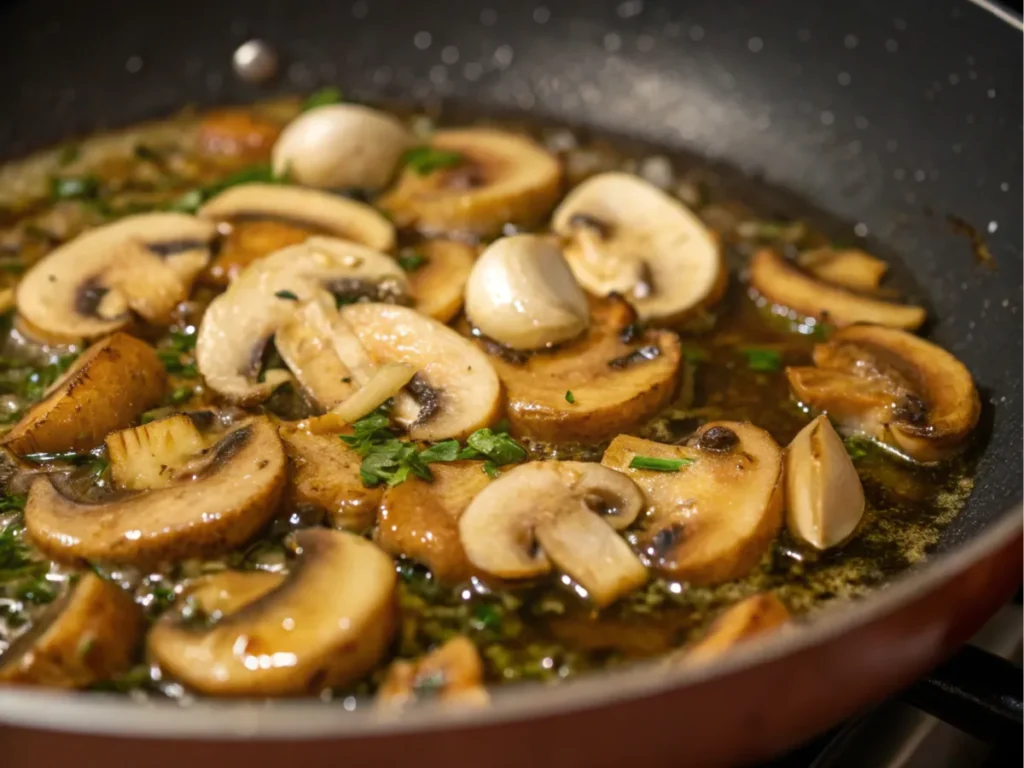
[1,0,1020,552]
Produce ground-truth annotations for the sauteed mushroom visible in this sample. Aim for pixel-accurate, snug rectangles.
[797,248,888,292]
[750,250,926,330]
[24,417,286,565]
[552,172,727,323]
[147,529,397,696]
[198,183,396,284]
[685,594,791,662]
[785,415,865,549]
[786,325,980,462]
[195,236,408,404]
[406,240,478,323]
[0,573,143,688]
[602,423,784,584]
[381,128,562,237]
[105,413,205,491]
[272,104,414,190]
[459,461,648,607]
[377,636,488,710]
[465,235,590,350]
[15,213,216,340]
[1,333,166,455]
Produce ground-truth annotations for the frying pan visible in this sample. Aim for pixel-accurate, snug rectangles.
[0,0,1021,765]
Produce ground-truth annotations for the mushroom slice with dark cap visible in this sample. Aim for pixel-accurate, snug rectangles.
[147,529,397,696]
[602,423,784,585]
[786,324,980,462]
[1,332,166,455]
[0,573,143,688]
[459,460,648,607]
[198,183,395,284]
[24,417,286,566]
[15,212,216,341]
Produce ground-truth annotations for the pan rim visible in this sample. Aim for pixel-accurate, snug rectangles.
[0,503,1019,741]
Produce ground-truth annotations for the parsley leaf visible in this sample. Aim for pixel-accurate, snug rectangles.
[49,175,99,201]
[302,87,343,111]
[401,146,464,176]
[274,289,299,301]
[565,390,576,404]
[461,428,528,466]
[742,348,782,372]
[419,439,461,463]
[157,329,199,378]
[397,252,427,272]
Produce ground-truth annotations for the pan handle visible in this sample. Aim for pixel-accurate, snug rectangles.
[901,643,1022,745]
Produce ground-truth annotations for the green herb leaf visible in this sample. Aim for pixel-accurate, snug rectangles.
[628,455,695,472]
[742,348,782,372]
[472,603,503,631]
[419,439,461,463]
[462,428,528,466]
[565,390,576,404]
[397,253,427,272]
[49,175,99,201]
[302,87,343,111]
[401,146,464,176]
[168,386,193,405]
[482,460,500,478]
[274,289,300,301]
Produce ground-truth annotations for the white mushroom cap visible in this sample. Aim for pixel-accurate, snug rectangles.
[464,235,590,350]
[785,415,865,550]
[272,104,414,190]
[552,172,726,324]
[459,461,648,607]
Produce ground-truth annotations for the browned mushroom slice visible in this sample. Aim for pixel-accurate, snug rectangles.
[376,636,489,711]
[476,295,681,442]
[601,423,784,585]
[147,529,397,696]
[195,236,408,404]
[408,240,479,323]
[685,594,791,662]
[340,303,502,441]
[14,213,216,341]
[381,128,562,238]
[25,417,286,566]
[750,249,926,330]
[459,461,648,607]
[377,461,493,584]
[105,414,206,491]
[786,325,980,462]
[198,183,396,284]
[279,426,381,533]
[796,248,888,292]
[0,574,143,688]
[785,415,865,549]
[1,333,166,455]
[552,172,728,324]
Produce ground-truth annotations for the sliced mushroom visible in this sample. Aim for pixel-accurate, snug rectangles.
[685,594,791,663]
[105,414,206,491]
[279,426,381,533]
[750,249,926,330]
[785,415,865,549]
[797,248,888,292]
[786,325,980,462]
[0,573,143,688]
[459,461,648,607]
[465,235,590,350]
[24,417,286,566]
[272,104,414,190]
[476,295,681,442]
[377,460,493,584]
[552,172,727,324]
[381,128,562,238]
[184,570,286,616]
[377,636,489,711]
[198,183,396,284]
[147,529,397,696]
[195,236,408,404]
[197,108,282,159]
[408,240,478,323]
[1,333,166,455]
[15,212,216,341]
[340,303,502,441]
[601,423,784,584]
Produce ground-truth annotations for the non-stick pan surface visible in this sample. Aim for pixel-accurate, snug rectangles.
[0,0,1020,765]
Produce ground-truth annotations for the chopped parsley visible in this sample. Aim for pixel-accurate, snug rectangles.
[168,386,194,405]
[742,348,782,372]
[397,252,427,272]
[401,146,464,176]
[301,87,343,111]
[274,289,300,301]
[157,329,199,378]
[565,390,576,404]
[49,175,99,201]
[629,455,695,472]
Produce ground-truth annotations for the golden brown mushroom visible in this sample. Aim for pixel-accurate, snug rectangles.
[685,594,791,662]
[376,636,489,711]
